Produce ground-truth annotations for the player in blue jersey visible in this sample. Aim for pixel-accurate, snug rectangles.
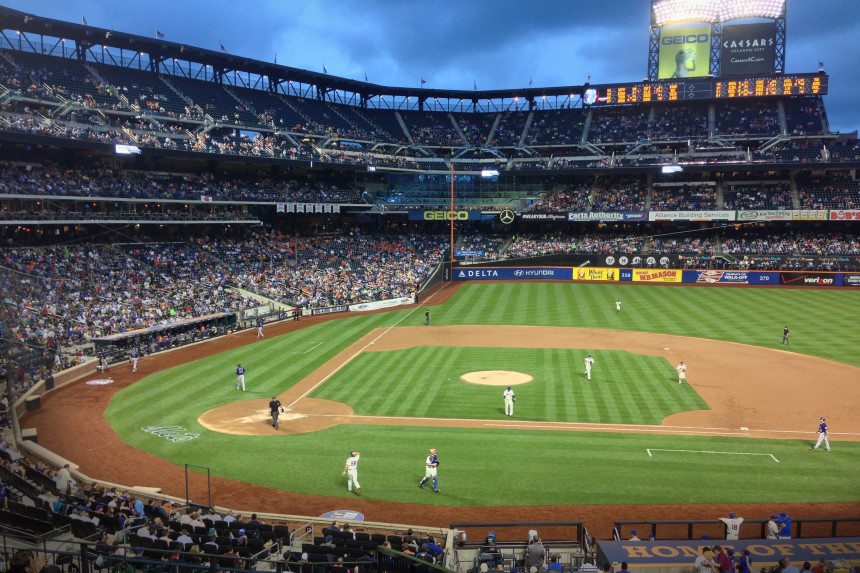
[235,363,246,391]
[256,319,264,338]
[777,512,792,539]
[811,417,830,451]
[129,349,139,373]
[419,448,439,492]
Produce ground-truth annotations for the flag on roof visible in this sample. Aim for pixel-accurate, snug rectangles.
[365,73,368,82]
[220,42,227,53]
[82,13,88,26]
[323,64,328,74]
[156,29,165,39]
[420,77,426,85]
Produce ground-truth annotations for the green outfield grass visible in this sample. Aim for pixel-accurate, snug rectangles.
[311,348,708,423]
[103,282,860,506]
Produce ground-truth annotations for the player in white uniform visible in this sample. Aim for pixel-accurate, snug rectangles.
[419,448,439,492]
[129,349,139,373]
[676,361,687,384]
[766,514,779,539]
[235,363,246,391]
[584,355,595,380]
[719,512,744,540]
[342,451,361,494]
[503,386,516,417]
[616,300,621,312]
[811,417,830,451]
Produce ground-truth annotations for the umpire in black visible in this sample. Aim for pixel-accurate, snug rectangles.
[269,397,285,430]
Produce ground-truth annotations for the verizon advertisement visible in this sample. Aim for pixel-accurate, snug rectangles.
[721,22,776,76]
[779,272,843,287]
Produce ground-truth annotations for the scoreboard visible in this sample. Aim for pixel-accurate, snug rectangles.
[591,73,827,105]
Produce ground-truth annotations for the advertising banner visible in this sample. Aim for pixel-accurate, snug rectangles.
[568,212,648,222]
[453,267,573,281]
[520,213,568,221]
[649,210,735,221]
[597,538,860,566]
[409,209,482,221]
[829,209,860,221]
[658,26,710,79]
[572,267,619,281]
[779,272,842,287]
[455,250,485,257]
[736,210,796,222]
[843,274,860,287]
[632,269,682,283]
[720,22,777,76]
[682,270,780,285]
[348,296,415,312]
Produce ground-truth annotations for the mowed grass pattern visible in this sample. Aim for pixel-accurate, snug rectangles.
[312,348,708,423]
[103,282,860,505]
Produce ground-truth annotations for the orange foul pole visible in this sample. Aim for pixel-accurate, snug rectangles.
[450,160,454,262]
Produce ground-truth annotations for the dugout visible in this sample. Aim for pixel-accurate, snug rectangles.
[92,311,236,356]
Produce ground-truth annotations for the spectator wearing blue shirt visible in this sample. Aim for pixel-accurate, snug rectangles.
[133,496,144,517]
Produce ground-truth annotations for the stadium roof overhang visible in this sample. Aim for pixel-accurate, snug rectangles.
[0,6,587,104]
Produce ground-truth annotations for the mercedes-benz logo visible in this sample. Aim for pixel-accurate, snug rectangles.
[499,210,515,224]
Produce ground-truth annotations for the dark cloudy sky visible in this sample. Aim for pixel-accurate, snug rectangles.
[7,0,860,134]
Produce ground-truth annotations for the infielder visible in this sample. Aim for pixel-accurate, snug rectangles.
[676,361,687,384]
[719,512,744,540]
[236,363,246,391]
[342,451,361,494]
[419,448,439,492]
[584,355,595,380]
[129,349,138,373]
[256,319,264,338]
[616,300,621,312]
[269,396,284,430]
[503,386,516,417]
[782,326,790,345]
[811,416,830,451]
[99,351,109,373]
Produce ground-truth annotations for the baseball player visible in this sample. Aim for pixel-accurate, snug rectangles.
[777,512,792,539]
[129,349,139,373]
[503,386,516,417]
[766,515,779,539]
[616,300,622,313]
[419,448,439,492]
[719,512,744,540]
[584,355,595,380]
[782,326,790,345]
[811,416,830,451]
[342,451,361,494]
[235,363,246,391]
[676,361,687,384]
[269,396,284,430]
[256,319,264,338]
[425,309,430,326]
[99,351,109,373]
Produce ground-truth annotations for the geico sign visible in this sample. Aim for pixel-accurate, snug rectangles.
[662,34,709,45]
[424,211,470,220]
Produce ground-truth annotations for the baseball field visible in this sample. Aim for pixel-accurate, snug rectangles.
[29,281,860,527]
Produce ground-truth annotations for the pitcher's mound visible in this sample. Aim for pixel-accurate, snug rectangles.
[461,371,533,386]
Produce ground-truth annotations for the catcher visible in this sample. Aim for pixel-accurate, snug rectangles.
[503,386,516,417]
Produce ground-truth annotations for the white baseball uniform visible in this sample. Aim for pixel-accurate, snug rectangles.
[503,388,515,417]
[584,356,595,380]
[676,362,686,383]
[719,516,744,540]
[616,300,621,312]
[343,453,361,493]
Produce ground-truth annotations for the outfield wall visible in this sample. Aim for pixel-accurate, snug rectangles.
[452,265,860,287]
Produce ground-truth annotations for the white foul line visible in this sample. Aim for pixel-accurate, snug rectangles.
[647,448,779,463]
[285,284,450,410]
[301,342,324,354]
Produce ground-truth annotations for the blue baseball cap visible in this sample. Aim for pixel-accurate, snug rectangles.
[239,529,246,536]
[729,512,735,518]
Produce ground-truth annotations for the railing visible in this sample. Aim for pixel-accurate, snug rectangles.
[612,518,860,541]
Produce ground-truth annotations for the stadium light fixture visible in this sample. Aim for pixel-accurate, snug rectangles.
[652,0,784,25]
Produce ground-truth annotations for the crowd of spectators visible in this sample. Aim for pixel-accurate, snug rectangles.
[651,184,717,211]
[714,101,780,137]
[590,180,648,211]
[723,182,793,210]
[528,185,592,212]
[720,231,860,256]
[798,177,860,209]
[504,232,646,258]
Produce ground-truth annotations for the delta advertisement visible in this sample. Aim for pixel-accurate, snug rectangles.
[572,267,619,282]
[658,26,711,79]
[631,269,682,283]
[453,267,573,281]
[720,22,777,76]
